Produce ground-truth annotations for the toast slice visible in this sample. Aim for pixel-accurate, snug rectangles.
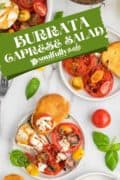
[4,174,24,180]
[101,41,120,78]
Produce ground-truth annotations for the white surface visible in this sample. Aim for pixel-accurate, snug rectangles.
[0,0,120,180]
[75,172,114,180]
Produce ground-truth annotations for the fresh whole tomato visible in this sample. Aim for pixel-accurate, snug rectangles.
[92,109,111,128]
[62,54,98,77]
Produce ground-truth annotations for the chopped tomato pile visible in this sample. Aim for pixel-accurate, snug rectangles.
[62,54,114,98]
[0,0,47,32]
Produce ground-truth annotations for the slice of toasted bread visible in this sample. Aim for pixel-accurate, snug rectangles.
[101,41,120,77]
[4,174,24,180]
[32,94,70,125]
[16,123,34,145]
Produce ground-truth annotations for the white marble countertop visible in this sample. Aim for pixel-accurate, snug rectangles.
[0,0,120,179]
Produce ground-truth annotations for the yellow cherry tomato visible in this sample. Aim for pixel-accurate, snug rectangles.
[72,148,84,161]
[18,10,31,22]
[60,125,72,133]
[26,164,39,176]
[8,28,15,33]
[71,77,84,90]
[37,66,45,71]
[91,70,104,83]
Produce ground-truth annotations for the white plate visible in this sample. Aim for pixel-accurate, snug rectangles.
[13,113,85,180]
[75,172,115,180]
[59,28,120,101]
[46,0,53,22]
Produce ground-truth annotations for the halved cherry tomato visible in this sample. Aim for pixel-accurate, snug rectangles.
[62,54,98,77]
[84,64,113,97]
[33,1,47,17]
[92,109,111,128]
[51,123,84,153]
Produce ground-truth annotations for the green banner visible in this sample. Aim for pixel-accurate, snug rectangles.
[0,7,108,79]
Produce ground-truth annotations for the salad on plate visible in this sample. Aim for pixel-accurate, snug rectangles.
[10,94,85,178]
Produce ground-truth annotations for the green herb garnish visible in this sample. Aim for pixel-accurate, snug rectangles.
[25,77,40,100]
[0,3,5,10]
[92,131,120,171]
[10,150,30,167]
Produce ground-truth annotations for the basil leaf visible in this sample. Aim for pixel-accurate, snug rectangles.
[10,150,30,167]
[92,131,110,147]
[105,151,119,171]
[97,144,110,152]
[111,143,120,151]
[54,11,64,20]
[25,77,40,100]
[0,3,5,9]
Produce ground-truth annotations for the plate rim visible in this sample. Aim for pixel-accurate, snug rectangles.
[75,172,115,180]
[59,27,120,102]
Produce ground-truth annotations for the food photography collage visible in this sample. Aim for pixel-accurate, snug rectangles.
[0,0,120,180]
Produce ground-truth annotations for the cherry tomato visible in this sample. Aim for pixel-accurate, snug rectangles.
[51,123,84,153]
[92,109,111,128]
[62,54,98,77]
[84,64,113,98]
[33,1,47,17]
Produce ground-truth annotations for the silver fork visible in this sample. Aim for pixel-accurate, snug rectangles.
[0,74,9,136]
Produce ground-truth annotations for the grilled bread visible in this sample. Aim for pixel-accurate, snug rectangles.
[4,174,24,180]
[101,41,120,78]
[32,94,70,124]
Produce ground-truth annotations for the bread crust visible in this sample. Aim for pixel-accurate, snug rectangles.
[102,41,120,77]
[4,174,24,180]
[32,94,70,125]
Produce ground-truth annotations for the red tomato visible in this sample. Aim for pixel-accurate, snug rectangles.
[51,123,84,153]
[92,109,111,128]
[44,161,62,175]
[84,64,113,98]
[37,144,62,175]
[62,54,98,77]
[28,13,45,26]
[33,1,47,17]
[19,0,34,10]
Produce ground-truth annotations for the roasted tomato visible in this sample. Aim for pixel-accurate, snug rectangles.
[28,13,45,26]
[62,54,98,77]
[84,64,113,98]
[33,1,47,17]
[18,0,34,11]
[51,123,84,153]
